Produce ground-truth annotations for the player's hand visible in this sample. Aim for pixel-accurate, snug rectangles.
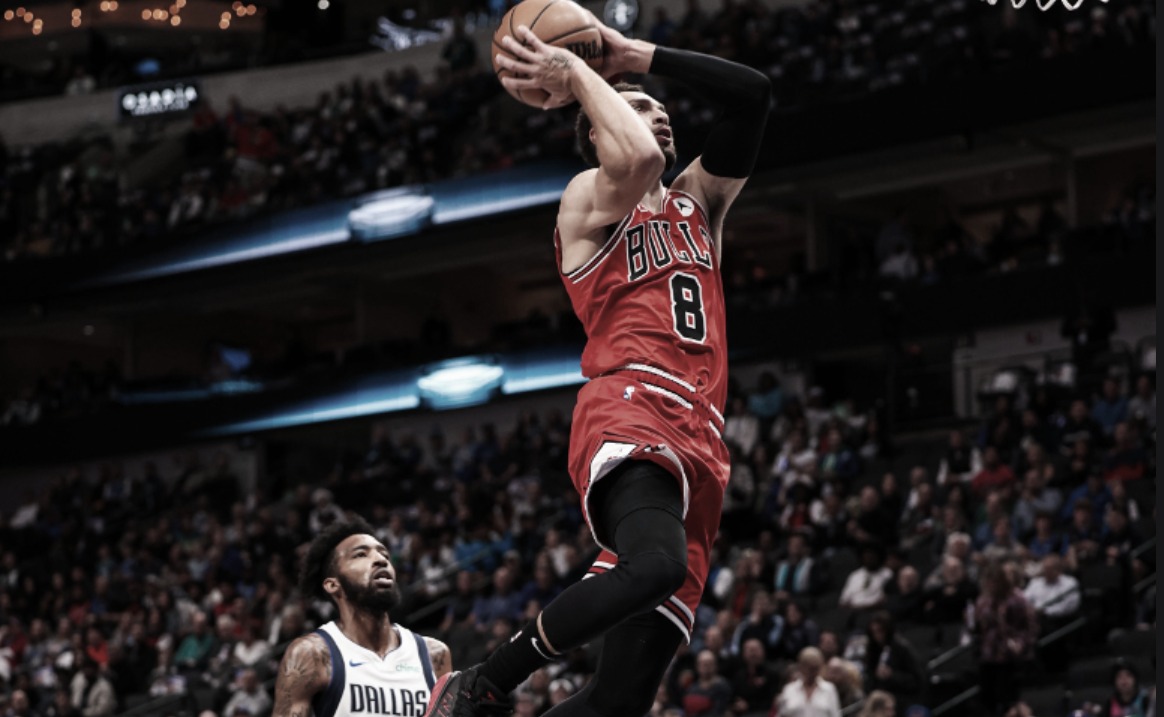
[496,25,578,110]
[582,8,650,78]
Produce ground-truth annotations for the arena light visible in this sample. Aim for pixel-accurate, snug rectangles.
[348,188,435,241]
[417,357,505,410]
[201,393,421,435]
[194,345,585,436]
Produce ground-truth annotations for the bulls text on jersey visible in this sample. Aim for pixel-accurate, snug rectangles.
[626,218,714,282]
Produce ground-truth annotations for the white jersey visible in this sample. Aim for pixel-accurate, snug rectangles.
[313,622,436,717]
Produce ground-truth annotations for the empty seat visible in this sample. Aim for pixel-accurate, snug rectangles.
[1068,655,1120,690]
[1108,628,1156,663]
[1021,685,1067,717]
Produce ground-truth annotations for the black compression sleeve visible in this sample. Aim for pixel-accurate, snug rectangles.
[649,46,771,178]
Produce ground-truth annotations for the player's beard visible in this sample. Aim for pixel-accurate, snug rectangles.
[337,572,400,613]
[663,145,677,173]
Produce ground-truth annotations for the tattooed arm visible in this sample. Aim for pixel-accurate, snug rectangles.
[424,637,453,678]
[273,633,331,717]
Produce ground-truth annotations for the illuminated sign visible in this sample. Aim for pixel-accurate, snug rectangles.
[119,79,201,119]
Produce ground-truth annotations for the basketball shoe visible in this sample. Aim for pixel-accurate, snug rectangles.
[425,666,512,717]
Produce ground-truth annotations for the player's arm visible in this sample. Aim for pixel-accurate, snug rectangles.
[272,634,331,717]
[424,636,453,678]
[496,26,666,242]
[600,26,770,245]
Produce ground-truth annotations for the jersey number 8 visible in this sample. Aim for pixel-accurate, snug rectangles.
[670,273,706,343]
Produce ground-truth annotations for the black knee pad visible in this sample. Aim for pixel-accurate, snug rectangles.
[590,460,684,550]
[617,548,688,610]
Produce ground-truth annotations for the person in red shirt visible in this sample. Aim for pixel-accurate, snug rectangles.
[971,446,1017,498]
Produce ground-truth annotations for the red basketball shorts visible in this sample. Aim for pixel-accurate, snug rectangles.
[566,364,730,642]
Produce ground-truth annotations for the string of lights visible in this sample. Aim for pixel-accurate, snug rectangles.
[0,0,266,36]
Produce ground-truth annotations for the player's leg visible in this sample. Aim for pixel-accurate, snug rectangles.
[477,460,688,694]
[424,459,688,717]
[540,610,683,717]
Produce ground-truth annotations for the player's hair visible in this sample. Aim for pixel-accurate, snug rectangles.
[575,82,647,168]
[299,517,376,603]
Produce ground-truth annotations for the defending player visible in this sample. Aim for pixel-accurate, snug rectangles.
[274,519,452,717]
[427,16,770,717]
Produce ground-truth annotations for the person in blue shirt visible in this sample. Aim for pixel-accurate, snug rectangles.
[1090,378,1129,438]
[1027,512,1068,560]
[1061,471,1112,524]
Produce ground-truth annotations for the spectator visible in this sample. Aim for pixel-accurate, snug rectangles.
[1026,513,1067,561]
[776,601,821,664]
[771,431,818,502]
[1064,499,1104,570]
[230,622,270,670]
[818,429,860,484]
[772,531,826,599]
[1099,662,1151,717]
[747,373,785,427]
[812,490,850,552]
[221,668,271,717]
[69,660,115,717]
[1023,554,1079,673]
[515,558,562,615]
[822,658,864,711]
[857,691,897,717]
[1012,464,1063,538]
[980,516,1022,566]
[725,396,761,458]
[1058,401,1103,456]
[40,689,80,717]
[1062,472,1112,524]
[681,650,733,717]
[922,556,977,624]
[851,611,924,705]
[1091,379,1129,437]
[470,565,523,631]
[1102,423,1149,482]
[1126,375,1155,429]
[971,563,1039,716]
[884,566,923,623]
[730,590,783,659]
[970,447,1017,499]
[848,488,896,548]
[900,482,937,552]
[775,647,841,717]
[308,489,345,533]
[1060,295,1116,379]
[1100,505,1141,565]
[729,638,779,717]
[839,544,893,613]
[174,612,216,672]
[937,431,983,488]
[1022,554,1080,623]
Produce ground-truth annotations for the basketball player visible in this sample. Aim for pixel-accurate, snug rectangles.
[427,16,770,717]
[274,519,452,717]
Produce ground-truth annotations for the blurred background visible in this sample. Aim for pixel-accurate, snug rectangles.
[0,0,1155,716]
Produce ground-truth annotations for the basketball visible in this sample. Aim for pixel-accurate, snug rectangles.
[492,0,604,108]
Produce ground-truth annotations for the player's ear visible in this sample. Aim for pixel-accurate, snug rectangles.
[589,127,597,147]
[323,576,341,598]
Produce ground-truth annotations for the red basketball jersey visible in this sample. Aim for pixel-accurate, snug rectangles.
[555,189,728,411]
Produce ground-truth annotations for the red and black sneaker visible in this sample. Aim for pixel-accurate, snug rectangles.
[426,666,512,717]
